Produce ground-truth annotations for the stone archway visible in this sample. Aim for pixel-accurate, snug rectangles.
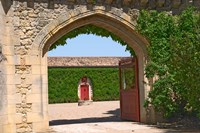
[0,0,198,132]
[29,6,149,132]
[0,1,153,132]
[32,7,147,55]
[0,0,199,132]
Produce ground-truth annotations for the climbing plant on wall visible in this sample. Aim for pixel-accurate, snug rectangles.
[137,7,200,118]
[48,67,120,103]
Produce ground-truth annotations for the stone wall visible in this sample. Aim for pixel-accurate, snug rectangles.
[0,0,199,132]
[0,46,6,133]
[48,57,132,67]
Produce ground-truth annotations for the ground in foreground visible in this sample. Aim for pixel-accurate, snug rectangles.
[48,101,200,133]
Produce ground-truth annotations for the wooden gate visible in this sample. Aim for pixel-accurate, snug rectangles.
[119,57,140,121]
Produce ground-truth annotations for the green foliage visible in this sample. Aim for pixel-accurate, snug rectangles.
[48,67,120,104]
[137,7,200,117]
[49,24,135,56]
[170,7,200,117]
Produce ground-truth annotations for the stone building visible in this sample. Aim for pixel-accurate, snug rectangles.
[0,0,199,132]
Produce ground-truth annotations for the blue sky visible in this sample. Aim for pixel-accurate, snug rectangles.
[48,34,131,57]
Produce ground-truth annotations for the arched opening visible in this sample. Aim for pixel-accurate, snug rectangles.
[78,76,93,102]
[47,33,138,130]
[48,34,132,57]
[47,33,132,105]
[31,8,148,131]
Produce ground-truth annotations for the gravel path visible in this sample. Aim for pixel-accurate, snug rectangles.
[48,101,200,133]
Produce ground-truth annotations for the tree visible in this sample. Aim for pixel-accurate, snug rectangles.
[137,7,200,117]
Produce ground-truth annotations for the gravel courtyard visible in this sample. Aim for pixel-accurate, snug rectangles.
[48,101,199,133]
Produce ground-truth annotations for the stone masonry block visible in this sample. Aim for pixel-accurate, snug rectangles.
[42,74,48,84]
[0,124,2,133]
[3,124,16,133]
[4,55,19,65]
[31,74,42,85]
[14,74,21,84]
[29,49,40,56]
[41,56,47,66]
[0,115,8,124]
[8,104,17,114]
[27,112,43,123]
[0,104,8,115]
[12,36,21,46]
[5,74,16,85]
[7,84,16,95]
[32,121,49,132]
[41,65,47,75]
[5,65,15,74]
[7,94,22,104]
[27,94,42,103]
[7,113,20,123]
[1,35,13,46]
[30,56,40,65]
[31,103,42,113]
[32,65,41,75]
[24,74,32,85]
[31,83,47,94]
[15,114,23,123]
[31,83,41,94]
[2,46,14,55]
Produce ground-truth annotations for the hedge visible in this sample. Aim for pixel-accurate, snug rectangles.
[48,67,120,104]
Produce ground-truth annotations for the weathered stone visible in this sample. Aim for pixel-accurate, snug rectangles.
[16,84,31,93]
[16,30,25,36]
[38,20,49,27]
[157,0,165,7]
[128,9,139,21]
[0,46,6,63]
[20,20,31,27]
[13,16,20,27]
[15,65,31,74]
[26,30,34,36]
[1,1,199,133]
[15,47,28,55]
[20,39,32,46]
[28,12,37,18]
[25,27,34,31]
[21,10,28,17]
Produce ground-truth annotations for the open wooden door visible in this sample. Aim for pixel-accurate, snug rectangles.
[119,57,140,122]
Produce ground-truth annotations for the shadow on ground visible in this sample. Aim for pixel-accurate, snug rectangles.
[160,128,200,133]
[155,116,200,133]
[49,108,200,133]
[49,108,122,126]
[149,122,200,133]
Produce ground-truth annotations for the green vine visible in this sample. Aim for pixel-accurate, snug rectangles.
[49,24,135,56]
[137,7,200,118]
[48,67,120,103]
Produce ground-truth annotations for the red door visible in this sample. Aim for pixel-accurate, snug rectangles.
[119,58,140,122]
[80,85,89,100]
